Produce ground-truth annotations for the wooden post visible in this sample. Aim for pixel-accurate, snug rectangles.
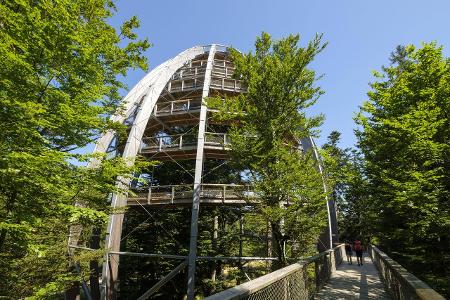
[147,186,152,205]
[238,212,244,284]
[211,211,219,283]
[171,186,175,204]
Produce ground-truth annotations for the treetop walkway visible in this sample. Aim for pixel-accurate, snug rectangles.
[315,252,390,299]
[205,244,445,300]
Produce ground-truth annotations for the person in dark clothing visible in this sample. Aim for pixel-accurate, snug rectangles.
[354,239,363,266]
[345,242,353,264]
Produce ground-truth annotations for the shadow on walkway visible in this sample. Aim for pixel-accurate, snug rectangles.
[315,254,391,299]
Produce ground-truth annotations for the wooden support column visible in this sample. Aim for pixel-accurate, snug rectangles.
[186,45,216,300]
[102,191,128,300]
[96,46,205,300]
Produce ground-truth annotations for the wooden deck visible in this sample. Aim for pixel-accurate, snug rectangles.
[315,253,391,299]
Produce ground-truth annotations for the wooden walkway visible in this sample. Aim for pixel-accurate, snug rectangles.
[315,254,391,299]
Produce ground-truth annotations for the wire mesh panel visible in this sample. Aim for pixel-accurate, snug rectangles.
[246,269,309,300]
[314,252,331,290]
[205,244,345,300]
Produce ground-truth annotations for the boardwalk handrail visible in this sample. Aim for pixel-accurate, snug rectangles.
[154,98,202,115]
[127,183,255,205]
[368,245,445,300]
[141,132,229,152]
[205,244,345,300]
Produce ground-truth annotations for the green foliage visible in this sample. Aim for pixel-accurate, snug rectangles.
[355,43,450,296]
[209,32,329,267]
[320,132,373,242]
[0,0,150,297]
[119,206,270,298]
[321,131,351,201]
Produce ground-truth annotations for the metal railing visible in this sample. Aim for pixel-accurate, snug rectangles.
[205,244,345,300]
[368,245,445,300]
[128,183,254,205]
[154,98,202,116]
[140,132,229,152]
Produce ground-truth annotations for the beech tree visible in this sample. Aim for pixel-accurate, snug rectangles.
[355,43,449,295]
[210,32,329,268]
[0,0,149,297]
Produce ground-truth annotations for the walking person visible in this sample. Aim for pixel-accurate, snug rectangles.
[354,239,363,266]
[345,241,353,264]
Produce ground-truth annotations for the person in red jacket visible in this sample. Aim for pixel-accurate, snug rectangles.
[354,239,364,266]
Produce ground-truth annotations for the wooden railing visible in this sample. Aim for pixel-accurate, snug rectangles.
[128,183,254,206]
[210,77,245,92]
[171,65,206,81]
[212,60,235,79]
[140,132,230,152]
[368,245,445,300]
[154,98,202,116]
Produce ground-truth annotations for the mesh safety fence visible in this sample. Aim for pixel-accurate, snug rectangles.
[205,244,345,300]
[245,267,308,300]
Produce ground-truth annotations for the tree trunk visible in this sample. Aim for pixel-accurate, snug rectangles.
[0,228,7,252]
[89,228,101,300]
[65,281,80,300]
[0,193,16,252]
[270,221,286,271]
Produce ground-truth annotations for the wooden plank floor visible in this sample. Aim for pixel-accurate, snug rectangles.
[315,254,391,299]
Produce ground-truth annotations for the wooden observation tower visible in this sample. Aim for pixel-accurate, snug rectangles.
[82,45,338,299]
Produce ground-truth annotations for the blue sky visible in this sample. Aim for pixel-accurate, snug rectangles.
[109,0,450,148]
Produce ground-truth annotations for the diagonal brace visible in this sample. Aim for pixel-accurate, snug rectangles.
[137,260,188,300]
